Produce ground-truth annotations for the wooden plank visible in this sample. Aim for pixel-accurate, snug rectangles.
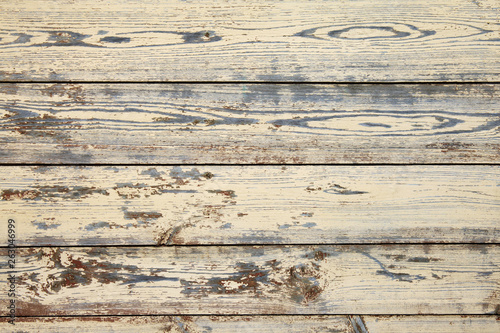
[363,315,500,333]
[0,245,498,316]
[0,316,353,333]
[1,165,498,246]
[1,84,499,164]
[0,0,499,82]
[1,316,499,333]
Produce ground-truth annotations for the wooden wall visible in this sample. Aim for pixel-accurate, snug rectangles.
[1,0,499,331]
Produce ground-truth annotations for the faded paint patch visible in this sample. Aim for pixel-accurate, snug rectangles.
[349,315,369,333]
[207,189,236,198]
[32,222,61,230]
[140,167,164,180]
[426,142,475,153]
[113,182,196,199]
[0,186,109,201]
[84,222,111,231]
[0,84,19,95]
[152,116,173,122]
[325,184,368,195]
[124,211,163,221]
[155,224,190,246]
[180,260,281,297]
[40,84,88,104]
[34,31,98,48]
[363,252,426,283]
[169,166,203,181]
[99,36,131,43]
[4,111,81,142]
[407,257,442,262]
[182,31,221,43]
[159,316,202,333]
[19,248,178,299]
[1,189,40,200]
[180,258,329,305]
[306,183,367,195]
[286,263,326,304]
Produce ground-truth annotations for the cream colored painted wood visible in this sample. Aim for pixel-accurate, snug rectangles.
[0,84,498,164]
[0,0,499,82]
[0,245,498,316]
[1,165,498,246]
[1,315,499,333]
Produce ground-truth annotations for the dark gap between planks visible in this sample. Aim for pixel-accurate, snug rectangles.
[3,314,499,318]
[3,242,500,249]
[3,81,500,85]
[1,163,499,166]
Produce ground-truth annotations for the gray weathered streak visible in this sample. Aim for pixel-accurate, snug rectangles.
[0,84,498,164]
[0,245,498,316]
[0,0,499,82]
[350,315,369,333]
[1,315,499,333]
[0,165,498,246]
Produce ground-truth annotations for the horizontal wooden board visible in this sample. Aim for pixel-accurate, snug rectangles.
[1,165,499,246]
[0,316,352,333]
[1,315,499,333]
[0,0,499,82]
[0,245,498,316]
[363,315,500,333]
[1,84,499,164]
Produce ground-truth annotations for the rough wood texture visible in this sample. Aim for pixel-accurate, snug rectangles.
[0,0,499,82]
[2,0,499,329]
[1,165,498,246]
[1,315,499,333]
[1,83,499,164]
[363,315,500,333]
[0,245,498,316]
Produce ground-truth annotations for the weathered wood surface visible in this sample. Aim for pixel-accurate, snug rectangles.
[1,165,498,246]
[0,316,353,333]
[1,0,499,82]
[363,315,500,333]
[1,315,499,333]
[1,84,499,164]
[0,245,498,316]
[2,0,499,329]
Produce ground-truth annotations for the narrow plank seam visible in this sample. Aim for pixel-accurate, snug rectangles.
[3,243,500,249]
[3,314,499,318]
[1,163,499,167]
[2,81,500,85]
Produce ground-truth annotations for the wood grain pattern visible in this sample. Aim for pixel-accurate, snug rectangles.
[1,315,499,333]
[0,0,499,82]
[1,165,498,246]
[1,84,498,164]
[1,245,498,316]
[363,315,500,333]
[2,0,499,328]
